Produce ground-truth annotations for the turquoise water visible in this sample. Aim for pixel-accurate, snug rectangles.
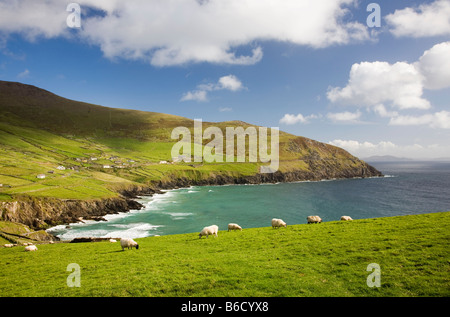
[48,161,450,240]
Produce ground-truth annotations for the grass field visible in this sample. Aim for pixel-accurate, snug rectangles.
[1,212,449,297]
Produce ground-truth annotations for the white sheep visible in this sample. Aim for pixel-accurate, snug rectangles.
[109,239,117,243]
[228,223,242,231]
[307,215,322,224]
[120,238,139,250]
[24,245,38,252]
[341,216,353,221]
[271,218,287,228]
[4,244,14,248]
[199,225,219,238]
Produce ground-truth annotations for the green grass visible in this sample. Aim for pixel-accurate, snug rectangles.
[1,81,379,201]
[1,212,449,297]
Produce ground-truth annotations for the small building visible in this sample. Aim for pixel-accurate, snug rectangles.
[36,174,46,179]
[103,165,112,169]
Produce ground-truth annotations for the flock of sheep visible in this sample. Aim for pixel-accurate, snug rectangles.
[195,214,354,240]
[4,215,353,252]
[111,215,354,251]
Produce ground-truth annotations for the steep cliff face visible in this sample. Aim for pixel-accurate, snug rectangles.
[156,160,382,188]
[0,196,144,230]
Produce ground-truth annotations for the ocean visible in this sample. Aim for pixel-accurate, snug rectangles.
[47,161,450,240]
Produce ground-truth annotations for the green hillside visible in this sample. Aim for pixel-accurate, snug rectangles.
[0,80,381,203]
[1,212,448,297]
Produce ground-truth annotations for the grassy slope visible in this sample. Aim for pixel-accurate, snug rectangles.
[1,212,449,297]
[0,81,376,202]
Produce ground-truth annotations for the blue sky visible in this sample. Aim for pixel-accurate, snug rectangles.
[0,0,449,159]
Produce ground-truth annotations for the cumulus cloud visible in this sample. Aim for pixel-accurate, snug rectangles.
[327,61,430,110]
[181,75,245,102]
[386,0,450,38]
[327,41,450,129]
[279,113,319,125]
[0,0,370,66]
[180,90,208,102]
[329,139,397,157]
[217,75,244,92]
[389,111,450,129]
[329,139,450,160]
[415,41,450,90]
[0,1,68,40]
[326,110,361,122]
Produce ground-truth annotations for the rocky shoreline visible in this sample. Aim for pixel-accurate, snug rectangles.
[0,163,382,239]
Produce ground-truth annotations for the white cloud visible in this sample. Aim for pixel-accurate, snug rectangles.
[389,111,450,129]
[181,74,244,102]
[329,139,397,157]
[327,61,430,110]
[386,0,450,38]
[180,90,208,102]
[415,41,450,90]
[326,110,361,122]
[0,0,370,66]
[328,139,450,159]
[326,41,450,130]
[217,75,244,92]
[279,113,318,125]
[372,104,398,118]
[219,107,232,112]
[0,1,68,40]
[17,69,30,78]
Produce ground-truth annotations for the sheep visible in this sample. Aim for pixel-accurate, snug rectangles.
[307,215,322,224]
[4,244,14,248]
[120,238,139,250]
[199,225,219,238]
[24,245,38,252]
[341,216,353,221]
[271,218,287,228]
[109,239,117,243]
[228,223,242,231]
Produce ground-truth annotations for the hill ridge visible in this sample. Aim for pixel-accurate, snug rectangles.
[0,80,382,230]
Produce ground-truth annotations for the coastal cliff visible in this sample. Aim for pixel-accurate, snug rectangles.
[0,163,381,232]
[0,81,382,233]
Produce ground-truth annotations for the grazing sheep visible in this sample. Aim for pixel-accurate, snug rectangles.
[120,238,139,250]
[307,215,322,224]
[24,245,37,252]
[109,239,117,243]
[271,218,287,228]
[199,225,219,238]
[341,216,353,221]
[228,223,242,231]
[4,244,14,248]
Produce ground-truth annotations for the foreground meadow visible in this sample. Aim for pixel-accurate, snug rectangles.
[1,212,449,297]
